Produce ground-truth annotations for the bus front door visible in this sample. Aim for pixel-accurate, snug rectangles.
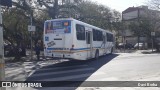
[86,31,93,59]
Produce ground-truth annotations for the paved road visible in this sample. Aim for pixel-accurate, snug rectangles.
[26,54,116,81]
[5,53,160,90]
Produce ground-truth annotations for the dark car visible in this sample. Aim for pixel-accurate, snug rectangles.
[125,43,134,49]
[117,43,124,49]
[4,44,14,56]
[117,43,133,49]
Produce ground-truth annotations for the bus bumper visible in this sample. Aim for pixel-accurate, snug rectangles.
[44,53,86,60]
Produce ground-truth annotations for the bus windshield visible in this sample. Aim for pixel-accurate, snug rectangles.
[45,20,71,34]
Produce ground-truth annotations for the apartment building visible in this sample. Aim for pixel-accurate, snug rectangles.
[122,5,160,46]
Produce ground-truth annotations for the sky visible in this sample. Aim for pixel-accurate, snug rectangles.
[90,0,147,12]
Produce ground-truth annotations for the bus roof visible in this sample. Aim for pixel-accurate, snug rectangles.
[45,18,113,34]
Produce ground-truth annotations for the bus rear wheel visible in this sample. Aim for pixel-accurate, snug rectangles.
[110,47,113,54]
[95,50,99,60]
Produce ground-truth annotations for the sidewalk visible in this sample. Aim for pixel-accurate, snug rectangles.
[135,49,160,54]
[115,49,160,58]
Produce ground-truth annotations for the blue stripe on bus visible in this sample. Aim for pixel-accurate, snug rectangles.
[47,48,63,50]
[72,48,89,50]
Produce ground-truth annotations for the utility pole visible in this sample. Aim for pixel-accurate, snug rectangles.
[30,10,33,60]
[137,7,140,50]
[0,1,11,89]
[151,32,155,52]
[0,4,6,90]
[121,17,126,53]
[28,0,34,61]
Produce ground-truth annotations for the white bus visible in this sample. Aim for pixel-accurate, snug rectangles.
[43,18,114,60]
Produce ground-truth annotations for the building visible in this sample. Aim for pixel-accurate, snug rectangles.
[122,5,160,47]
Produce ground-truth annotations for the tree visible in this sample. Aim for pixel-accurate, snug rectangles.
[147,0,160,36]
[129,20,152,45]
[147,0,160,10]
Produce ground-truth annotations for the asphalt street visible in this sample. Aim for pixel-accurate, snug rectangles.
[5,52,160,90]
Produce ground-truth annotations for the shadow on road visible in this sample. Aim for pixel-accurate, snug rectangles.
[25,54,118,90]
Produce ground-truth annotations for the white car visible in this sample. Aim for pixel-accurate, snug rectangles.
[134,43,145,49]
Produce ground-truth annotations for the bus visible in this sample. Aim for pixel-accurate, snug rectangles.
[43,18,114,60]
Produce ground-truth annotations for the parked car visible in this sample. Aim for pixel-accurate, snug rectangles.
[134,43,145,49]
[4,44,14,56]
[125,43,134,49]
[117,43,133,49]
[117,43,124,49]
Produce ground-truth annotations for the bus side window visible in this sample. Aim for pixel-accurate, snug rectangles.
[98,30,103,41]
[93,29,103,41]
[76,24,85,40]
[107,33,113,42]
[93,29,97,41]
[107,33,109,42]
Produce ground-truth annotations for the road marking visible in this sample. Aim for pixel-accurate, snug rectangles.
[5,68,23,74]
[38,73,93,81]
[36,65,88,71]
[25,70,33,73]
[6,71,25,78]
[24,66,35,69]
[23,62,33,64]
[38,63,52,66]
[30,68,94,77]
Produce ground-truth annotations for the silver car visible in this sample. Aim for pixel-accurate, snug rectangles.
[134,43,145,49]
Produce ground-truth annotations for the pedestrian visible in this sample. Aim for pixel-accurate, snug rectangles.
[14,44,22,61]
[35,42,41,60]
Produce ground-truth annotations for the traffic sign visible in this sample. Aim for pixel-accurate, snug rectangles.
[28,25,35,32]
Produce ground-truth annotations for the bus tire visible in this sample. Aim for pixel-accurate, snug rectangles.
[95,50,99,60]
[110,47,113,54]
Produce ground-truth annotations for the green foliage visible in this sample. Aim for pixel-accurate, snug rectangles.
[3,8,30,45]
[129,20,151,37]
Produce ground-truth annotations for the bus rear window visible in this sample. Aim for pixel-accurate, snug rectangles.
[45,20,71,34]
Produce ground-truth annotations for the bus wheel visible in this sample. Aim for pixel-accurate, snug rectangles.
[95,50,99,60]
[110,48,113,54]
